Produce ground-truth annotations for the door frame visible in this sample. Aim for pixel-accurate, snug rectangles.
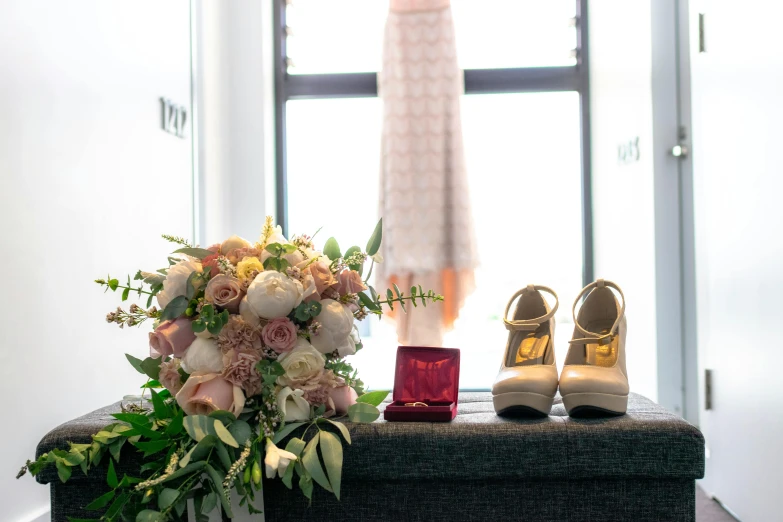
[650,0,699,424]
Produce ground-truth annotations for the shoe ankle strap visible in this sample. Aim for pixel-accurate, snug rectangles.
[569,279,625,345]
[503,285,559,332]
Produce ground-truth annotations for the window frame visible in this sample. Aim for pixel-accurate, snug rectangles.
[273,0,593,284]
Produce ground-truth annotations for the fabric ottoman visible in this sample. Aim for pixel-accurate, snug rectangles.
[36,392,704,521]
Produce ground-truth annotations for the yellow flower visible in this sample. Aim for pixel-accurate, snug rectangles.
[236,257,264,281]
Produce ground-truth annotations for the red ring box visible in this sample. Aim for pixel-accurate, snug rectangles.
[383,346,460,422]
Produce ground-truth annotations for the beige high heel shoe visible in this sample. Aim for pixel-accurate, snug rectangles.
[492,285,559,416]
[559,279,629,416]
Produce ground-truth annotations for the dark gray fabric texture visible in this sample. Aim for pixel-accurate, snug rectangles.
[36,392,704,521]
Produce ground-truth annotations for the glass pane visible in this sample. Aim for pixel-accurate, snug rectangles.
[285,93,583,390]
[286,0,576,75]
[444,91,583,389]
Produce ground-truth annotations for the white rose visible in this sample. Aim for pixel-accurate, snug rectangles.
[180,337,223,374]
[156,259,202,309]
[246,271,304,319]
[276,386,312,422]
[277,338,325,387]
[310,299,354,354]
[265,439,298,479]
[221,235,251,254]
[239,295,262,328]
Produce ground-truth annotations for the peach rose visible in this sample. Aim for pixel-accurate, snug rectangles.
[335,269,367,296]
[176,373,245,416]
[149,318,196,358]
[307,260,337,296]
[329,385,358,416]
[204,274,244,314]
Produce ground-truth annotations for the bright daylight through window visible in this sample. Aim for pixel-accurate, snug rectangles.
[281,0,586,389]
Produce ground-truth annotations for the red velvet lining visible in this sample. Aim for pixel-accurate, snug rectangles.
[384,346,460,422]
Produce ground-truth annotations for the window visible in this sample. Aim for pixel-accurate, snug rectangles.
[275,0,592,389]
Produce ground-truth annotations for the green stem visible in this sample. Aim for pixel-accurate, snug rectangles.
[363,260,375,283]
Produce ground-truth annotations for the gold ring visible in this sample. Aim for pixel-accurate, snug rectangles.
[404,402,429,407]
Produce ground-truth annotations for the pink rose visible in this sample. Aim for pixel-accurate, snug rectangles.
[206,243,221,254]
[261,317,298,354]
[226,247,262,265]
[149,318,196,358]
[201,253,221,279]
[336,269,367,296]
[329,385,358,416]
[307,260,337,296]
[205,274,244,314]
[159,359,184,395]
[176,373,246,416]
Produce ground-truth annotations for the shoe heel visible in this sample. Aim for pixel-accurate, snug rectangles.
[493,391,554,417]
[562,392,628,417]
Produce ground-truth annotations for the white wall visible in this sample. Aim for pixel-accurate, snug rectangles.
[194,0,275,245]
[589,0,659,401]
[0,2,193,521]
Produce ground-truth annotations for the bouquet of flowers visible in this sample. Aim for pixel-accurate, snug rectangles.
[19,217,442,521]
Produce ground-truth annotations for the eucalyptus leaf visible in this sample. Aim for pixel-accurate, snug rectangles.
[228,419,252,446]
[208,410,237,425]
[183,415,217,442]
[125,354,145,374]
[319,431,344,500]
[358,291,380,312]
[159,295,189,322]
[140,356,164,381]
[347,402,380,423]
[356,390,390,407]
[201,492,218,514]
[214,419,239,448]
[136,510,163,522]
[302,434,333,493]
[323,237,341,260]
[179,435,217,468]
[172,247,214,259]
[365,218,383,256]
[215,441,232,470]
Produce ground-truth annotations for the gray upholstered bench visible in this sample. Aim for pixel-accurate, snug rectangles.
[37,392,704,521]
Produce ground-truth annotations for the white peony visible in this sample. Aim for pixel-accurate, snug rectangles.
[221,235,251,254]
[239,295,262,328]
[277,338,325,387]
[276,386,312,422]
[180,337,223,374]
[156,259,202,309]
[246,271,304,319]
[264,439,298,479]
[334,324,361,357]
[300,273,318,302]
[261,225,288,248]
[310,299,355,354]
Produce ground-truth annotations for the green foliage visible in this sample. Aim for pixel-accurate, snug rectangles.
[159,295,189,321]
[271,422,306,444]
[191,304,229,335]
[355,390,390,407]
[319,431,344,500]
[366,218,383,256]
[344,245,363,274]
[172,247,214,259]
[323,237,341,260]
[347,402,381,423]
[256,359,286,387]
[262,242,295,273]
[294,301,322,322]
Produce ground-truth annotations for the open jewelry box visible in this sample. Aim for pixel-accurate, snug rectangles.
[383,346,460,422]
